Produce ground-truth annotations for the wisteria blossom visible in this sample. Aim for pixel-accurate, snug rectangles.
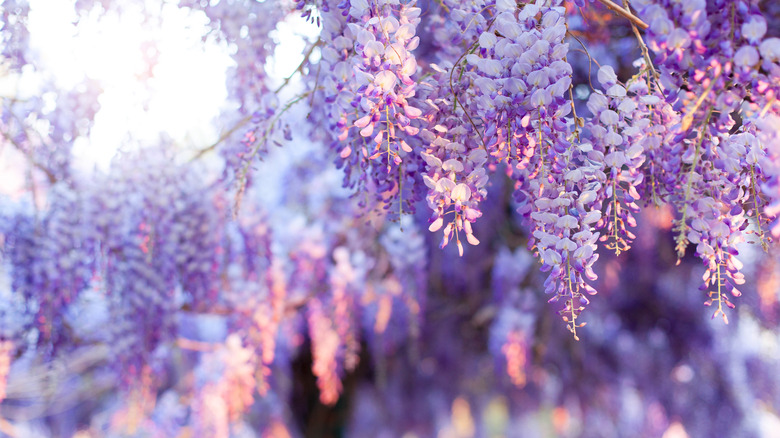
[1,0,780,436]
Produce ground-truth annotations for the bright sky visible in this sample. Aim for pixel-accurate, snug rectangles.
[23,0,229,170]
[14,0,317,172]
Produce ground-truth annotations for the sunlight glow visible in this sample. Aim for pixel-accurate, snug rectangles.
[17,0,320,174]
[27,0,233,170]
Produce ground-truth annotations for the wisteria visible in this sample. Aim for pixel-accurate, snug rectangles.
[304,0,428,217]
[1,0,780,435]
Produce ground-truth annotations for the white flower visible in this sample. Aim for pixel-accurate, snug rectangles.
[478,59,504,77]
[349,0,369,18]
[542,24,566,43]
[555,238,577,252]
[556,215,579,229]
[618,99,637,114]
[374,70,397,93]
[606,84,626,98]
[518,4,540,21]
[582,210,602,225]
[527,70,550,88]
[596,66,616,87]
[742,16,767,43]
[530,39,551,57]
[667,28,690,49]
[436,178,455,193]
[599,110,619,125]
[495,13,521,39]
[421,152,442,168]
[542,248,562,265]
[587,92,609,114]
[468,149,488,166]
[735,46,759,67]
[549,77,570,98]
[479,31,497,49]
[451,184,472,204]
[565,169,584,182]
[550,42,568,60]
[496,0,515,13]
[604,151,626,168]
[384,43,407,65]
[394,23,415,41]
[356,28,375,46]
[760,38,780,62]
[380,16,400,34]
[573,245,593,261]
[442,159,464,173]
[530,88,552,107]
[605,131,624,147]
[429,217,444,232]
[475,77,499,95]
[400,57,417,77]
[363,41,384,58]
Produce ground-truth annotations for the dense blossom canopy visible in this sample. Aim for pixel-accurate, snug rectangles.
[1,0,780,436]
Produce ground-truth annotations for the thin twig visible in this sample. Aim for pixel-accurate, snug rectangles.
[567,31,597,91]
[190,39,321,162]
[1,99,58,184]
[432,0,449,13]
[272,38,321,95]
[564,55,583,138]
[189,113,253,162]
[449,16,500,152]
[595,0,648,30]
[623,0,660,90]
[233,89,316,216]
[0,128,57,184]
[449,41,488,151]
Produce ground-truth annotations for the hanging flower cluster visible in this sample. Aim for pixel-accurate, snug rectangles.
[497,1,601,337]
[306,0,426,217]
[0,340,13,404]
[193,334,257,438]
[489,246,536,388]
[582,66,650,255]
[3,4,780,432]
[628,0,780,318]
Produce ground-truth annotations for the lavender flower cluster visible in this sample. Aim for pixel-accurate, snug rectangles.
[1,0,780,436]
[304,0,427,218]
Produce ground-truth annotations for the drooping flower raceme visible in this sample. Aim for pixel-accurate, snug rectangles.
[309,0,426,218]
[497,1,602,337]
[630,0,780,318]
[584,66,649,255]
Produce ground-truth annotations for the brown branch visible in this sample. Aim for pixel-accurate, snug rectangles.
[189,113,253,162]
[566,30,597,91]
[176,337,216,352]
[189,38,321,162]
[1,128,57,184]
[272,38,321,95]
[595,0,648,30]
[1,98,58,184]
[623,0,660,89]
[232,90,314,217]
